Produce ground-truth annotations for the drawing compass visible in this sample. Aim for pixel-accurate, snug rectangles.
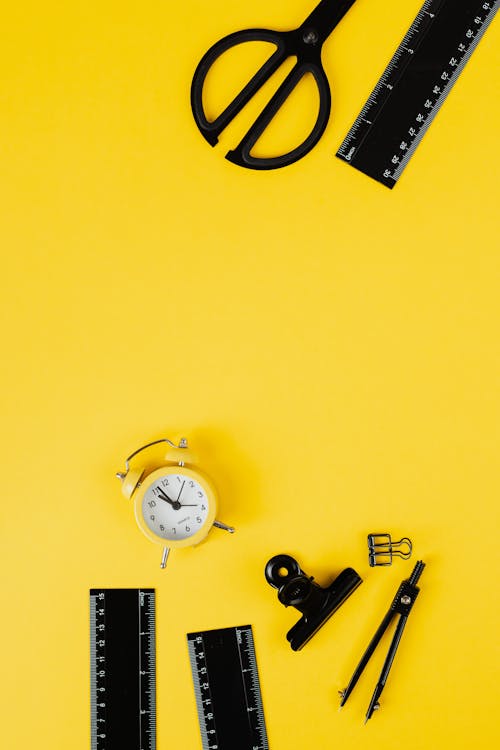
[339,561,425,722]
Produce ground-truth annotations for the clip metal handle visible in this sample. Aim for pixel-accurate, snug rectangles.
[368,533,413,567]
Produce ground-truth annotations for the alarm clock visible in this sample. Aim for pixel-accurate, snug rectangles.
[116,437,235,568]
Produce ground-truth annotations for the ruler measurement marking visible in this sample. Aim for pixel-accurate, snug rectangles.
[235,627,252,724]
[138,593,142,746]
[90,589,156,750]
[90,595,98,750]
[187,625,269,750]
[337,0,443,162]
[146,593,157,750]
[393,4,497,179]
[188,638,213,750]
[336,0,498,186]
[241,627,268,750]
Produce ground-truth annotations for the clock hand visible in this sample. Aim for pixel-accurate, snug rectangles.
[176,480,186,502]
[156,488,174,503]
[157,488,181,510]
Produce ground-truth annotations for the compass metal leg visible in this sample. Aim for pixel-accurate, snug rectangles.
[213,520,235,533]
[365,614,409,722]
[340,609,394,707]
[160,547,170,568]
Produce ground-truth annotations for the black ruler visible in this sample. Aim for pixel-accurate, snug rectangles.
[90,589,156,750]
[187,624,269,750]
[336,0,499,187]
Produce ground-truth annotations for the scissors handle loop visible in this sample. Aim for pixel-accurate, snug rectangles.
[191,0,358,169]
[227,60,330,170]
[191,28,331,170]
[191,29,288,146]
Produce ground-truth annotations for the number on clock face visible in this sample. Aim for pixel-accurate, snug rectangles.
[142,474,210,541]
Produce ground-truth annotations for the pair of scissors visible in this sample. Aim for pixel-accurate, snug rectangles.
[191,0,358,170]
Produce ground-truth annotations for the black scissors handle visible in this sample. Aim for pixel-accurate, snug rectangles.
[191,0,357,170]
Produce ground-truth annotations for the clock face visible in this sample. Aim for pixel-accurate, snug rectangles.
[141,472,211,542]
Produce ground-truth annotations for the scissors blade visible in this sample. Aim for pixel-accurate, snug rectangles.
[300,0,358,44]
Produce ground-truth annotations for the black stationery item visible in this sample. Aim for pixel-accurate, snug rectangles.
[191,0,358,170]
[90,589,156,750]
[187,625,269,750]
[337,0,499,187]
[265,553,362,650]
[368,533,413,567]
[339,561,425,722]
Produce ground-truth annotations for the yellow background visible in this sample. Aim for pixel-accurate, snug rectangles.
[1,1,499,748]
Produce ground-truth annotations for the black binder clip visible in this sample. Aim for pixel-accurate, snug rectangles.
[339,560,425,722]
[367,533,412,567]
[265,554,362,651]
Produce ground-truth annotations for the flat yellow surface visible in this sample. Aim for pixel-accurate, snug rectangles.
[1,1,499,748]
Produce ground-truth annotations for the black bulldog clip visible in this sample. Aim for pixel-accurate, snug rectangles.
[265,553,362,651]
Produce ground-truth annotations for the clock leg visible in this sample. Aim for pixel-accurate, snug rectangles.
[213,520,235,533]
[160,547,170,568]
